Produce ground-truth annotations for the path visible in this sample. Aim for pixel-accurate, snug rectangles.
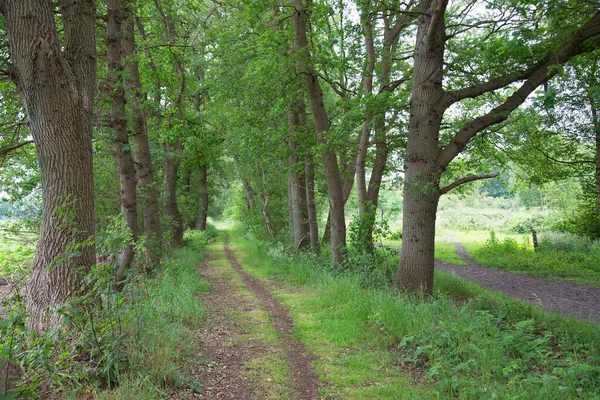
[172,236,319,399]
[435,242,600,322]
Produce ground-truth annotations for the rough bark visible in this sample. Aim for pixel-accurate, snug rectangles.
[195,165,209,231]
[163,140,184,247]
[1,0,97,330]
[122,0,163,264]
[393,0,446,294]
[293,0,346,264]
[107,0,137,283]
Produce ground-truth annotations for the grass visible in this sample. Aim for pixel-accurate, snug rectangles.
[80,230,212,399]
[0,220,36,276]
[464,231,600,287]
[229,226,600,399]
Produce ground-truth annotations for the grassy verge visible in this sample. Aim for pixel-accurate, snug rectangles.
[229,228,600,399]
[0,229,211,399]
[98,230,211,399]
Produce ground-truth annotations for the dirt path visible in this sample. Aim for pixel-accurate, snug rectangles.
[173,237,319,399]
[435,242,600,322]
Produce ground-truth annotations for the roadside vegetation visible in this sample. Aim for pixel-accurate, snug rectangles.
[1,228,213,399]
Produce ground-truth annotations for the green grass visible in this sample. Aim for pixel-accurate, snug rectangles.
[96,230,211,399]
[230,227,600,400]
[0,220,36,276]
[464,232,600,287]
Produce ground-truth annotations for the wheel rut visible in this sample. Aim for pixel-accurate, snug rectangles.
[177,236,320,399]
[223,237,319,400]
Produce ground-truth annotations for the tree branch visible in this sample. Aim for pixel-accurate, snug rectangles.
[0,140,34,156]
[437,11,600,169]
[439,172,499,195]
[527,138,594,165]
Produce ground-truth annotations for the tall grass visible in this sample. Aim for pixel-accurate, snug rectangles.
[100,230,211,398]
[234,228,600,399]
[0,229,211,399]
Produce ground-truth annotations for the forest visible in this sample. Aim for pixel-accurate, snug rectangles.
[0,0,600,398]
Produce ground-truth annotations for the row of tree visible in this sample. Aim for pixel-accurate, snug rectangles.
[0,0,599,331]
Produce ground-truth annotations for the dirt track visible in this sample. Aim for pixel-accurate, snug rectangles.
[435,242,600,322]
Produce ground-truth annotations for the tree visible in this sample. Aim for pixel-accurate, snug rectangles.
[393,1,600,294]
[292,0,347,264]
[123,0,163,263]
[106,0,138,281]
[0,0,97,330]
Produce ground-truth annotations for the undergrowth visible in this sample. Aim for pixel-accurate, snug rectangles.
[233,228,600,399]
[0,225,212,399]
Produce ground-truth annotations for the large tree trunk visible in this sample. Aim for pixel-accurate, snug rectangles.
[293,0,346,264]
[163,140,184,247]
[107,0,137,283]
[122,0,163,265]
[195,165,209,231]
[393,0,446,295]
[1,0,97,331]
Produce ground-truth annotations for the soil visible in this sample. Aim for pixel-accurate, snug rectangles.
[171,238,320,399]
[435,242,600,322]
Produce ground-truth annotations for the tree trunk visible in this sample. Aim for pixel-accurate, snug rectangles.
[195,165,209,231]
[293,0,346,264]
[1,0,97,331]
[260,167,276,240]
[107,0,137,283]
[589,84,600,223]
[163,140,184,247]
[305,157,319,252]
[122,0,162,266]
[393,0,446,295]
[288,102,310,250]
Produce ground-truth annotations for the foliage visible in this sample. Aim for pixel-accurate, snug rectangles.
[0,226,210,398]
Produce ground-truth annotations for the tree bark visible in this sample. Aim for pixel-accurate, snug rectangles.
[393,0,447,294]
[293,0,346,264]
[195,165,209,231]
[163,140,184,247]
[107,0,137,283]
[122,0,163,265]
[1,0,97,330]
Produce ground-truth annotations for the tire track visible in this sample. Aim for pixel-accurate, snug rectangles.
[223,237,320,400]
